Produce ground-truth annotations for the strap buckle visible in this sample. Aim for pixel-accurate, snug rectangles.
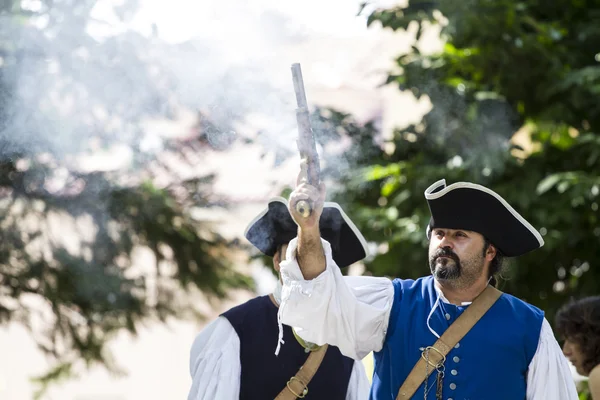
[420,345,446,368]
[286,376,309,398]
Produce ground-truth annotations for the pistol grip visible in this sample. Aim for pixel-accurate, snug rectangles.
[295,199,312,218]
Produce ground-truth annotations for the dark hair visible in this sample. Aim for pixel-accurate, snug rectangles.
[555,296,600,375]
[483,237,505,287]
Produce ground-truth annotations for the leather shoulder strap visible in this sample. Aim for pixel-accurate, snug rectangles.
[396,285,503,400]
[275,344,329,400]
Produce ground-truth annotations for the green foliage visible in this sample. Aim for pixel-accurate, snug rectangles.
[0,0,251,392]
[314,0,600,333]
[576,379,591,399]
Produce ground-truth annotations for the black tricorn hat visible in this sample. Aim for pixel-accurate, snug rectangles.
[425,179,544,257]
[244,197,368,268]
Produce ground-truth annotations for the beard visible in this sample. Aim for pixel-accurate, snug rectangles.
[429,247,462,281]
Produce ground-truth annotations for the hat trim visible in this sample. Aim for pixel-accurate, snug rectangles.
[424,179,544,247]
[244,196,370,258]
[325,201,370,259]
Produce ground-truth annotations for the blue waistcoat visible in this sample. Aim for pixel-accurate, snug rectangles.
[371,276,544,400]
[222,295,354,400]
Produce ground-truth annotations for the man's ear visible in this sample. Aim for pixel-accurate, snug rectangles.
[485,243,497,261]
[273,250,281,272]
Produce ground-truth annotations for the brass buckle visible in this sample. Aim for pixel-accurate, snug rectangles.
[286,376,308,398]
[420,345,446,368]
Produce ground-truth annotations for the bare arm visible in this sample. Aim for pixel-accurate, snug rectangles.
[296,225,325,280]
[288,178,327,280]
[589,365,600,399]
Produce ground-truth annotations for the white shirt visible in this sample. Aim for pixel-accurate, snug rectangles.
[278,238,579,400]
[187,306,370,399]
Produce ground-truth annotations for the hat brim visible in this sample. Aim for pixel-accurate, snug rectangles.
[244,197,368,268]
[424,179,544,257]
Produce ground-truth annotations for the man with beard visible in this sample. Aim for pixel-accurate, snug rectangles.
[277,178,578,399]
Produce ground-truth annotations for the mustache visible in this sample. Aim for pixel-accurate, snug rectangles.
[432,248,460,264]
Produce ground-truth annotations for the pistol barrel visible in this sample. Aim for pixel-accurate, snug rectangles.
[291,63,308,109]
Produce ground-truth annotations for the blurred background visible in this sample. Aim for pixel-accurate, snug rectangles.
[0,0,597,398]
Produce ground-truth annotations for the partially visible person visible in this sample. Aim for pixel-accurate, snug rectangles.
[187,197,371,400]
[557,296,600,399]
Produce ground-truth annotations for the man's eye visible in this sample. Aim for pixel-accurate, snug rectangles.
[456,232,466,237]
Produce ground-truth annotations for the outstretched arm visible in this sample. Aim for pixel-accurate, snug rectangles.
[279,237,394,360]
[281,177,395,360]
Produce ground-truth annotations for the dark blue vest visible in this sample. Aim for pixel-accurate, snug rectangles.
[371,276,544,399]
[222,295,354,400]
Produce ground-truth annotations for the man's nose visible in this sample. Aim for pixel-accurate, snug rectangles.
[438,236,454,249]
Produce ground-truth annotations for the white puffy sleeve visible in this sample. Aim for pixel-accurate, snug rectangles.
[187,316,241,400]
[526,318,579,400]
[278,238,395,360]
[345,359,371,400]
